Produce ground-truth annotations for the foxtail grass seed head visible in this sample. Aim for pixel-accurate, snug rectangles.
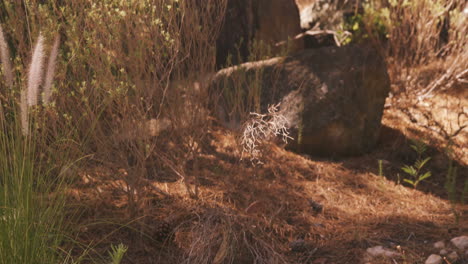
[43,34,60,105]
[0,24,13,88]
[27,34,45,107]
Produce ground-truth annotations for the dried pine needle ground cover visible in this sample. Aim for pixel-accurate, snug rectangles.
[383,88,467,166]
[65,91,466,263]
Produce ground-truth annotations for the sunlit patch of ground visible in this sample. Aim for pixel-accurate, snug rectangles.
[65,99,466,263]
[384,88,467,166]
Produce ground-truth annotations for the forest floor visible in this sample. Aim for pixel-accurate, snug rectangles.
[65,88,467,264]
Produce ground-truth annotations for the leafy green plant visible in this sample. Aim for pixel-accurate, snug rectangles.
[342,9,388,45]
[401,140,432,188]
[108,243,128,264]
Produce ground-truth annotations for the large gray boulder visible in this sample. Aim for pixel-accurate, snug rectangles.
[211,45,390,157]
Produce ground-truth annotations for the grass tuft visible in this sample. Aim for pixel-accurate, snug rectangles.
[0,107,69,263]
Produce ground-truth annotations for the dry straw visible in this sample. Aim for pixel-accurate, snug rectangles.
[0,24,13,88]
[27,33,45,107]
[20,89,28,136]
[43,34,60,104]
[0,24,12,124]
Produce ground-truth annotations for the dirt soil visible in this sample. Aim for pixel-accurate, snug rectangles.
[66,90,467,264]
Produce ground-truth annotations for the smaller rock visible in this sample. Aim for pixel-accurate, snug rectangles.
[451,235,468,250]
[447,251,459,262]
[366,246,400,258]
[433,240,445,249]
[439,249,448,255]
[425,254,442,264]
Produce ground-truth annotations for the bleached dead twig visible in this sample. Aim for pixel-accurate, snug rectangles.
[240,104,293,164]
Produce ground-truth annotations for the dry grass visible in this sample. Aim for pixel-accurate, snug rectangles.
[384,88,467,166]
[0,24,11,123]
[0,24,13,88]
[65,123,464,263]
[1,1,466,263]
[366,0,468,97]
[42,34,60,104]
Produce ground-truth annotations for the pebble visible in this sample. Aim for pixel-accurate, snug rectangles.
[451,235,468,250]
[447,251,458,262]
[433,240,445,249]
[368,236,468,264]
[424,254,442,264]
[366,246,400,258]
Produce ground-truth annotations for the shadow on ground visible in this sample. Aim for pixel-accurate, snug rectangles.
[67,121,466,263]
[339,125,467,202]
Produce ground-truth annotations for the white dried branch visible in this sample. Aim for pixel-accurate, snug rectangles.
[240,104,293,164]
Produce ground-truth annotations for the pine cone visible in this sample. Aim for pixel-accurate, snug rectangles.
[154,221,172,241]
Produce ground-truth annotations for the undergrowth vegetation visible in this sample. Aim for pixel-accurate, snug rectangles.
[0,0,466,263]
[401,140,432,189]
[0,27,73,263]
[348,0,467,96]
[0,111,68,263]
